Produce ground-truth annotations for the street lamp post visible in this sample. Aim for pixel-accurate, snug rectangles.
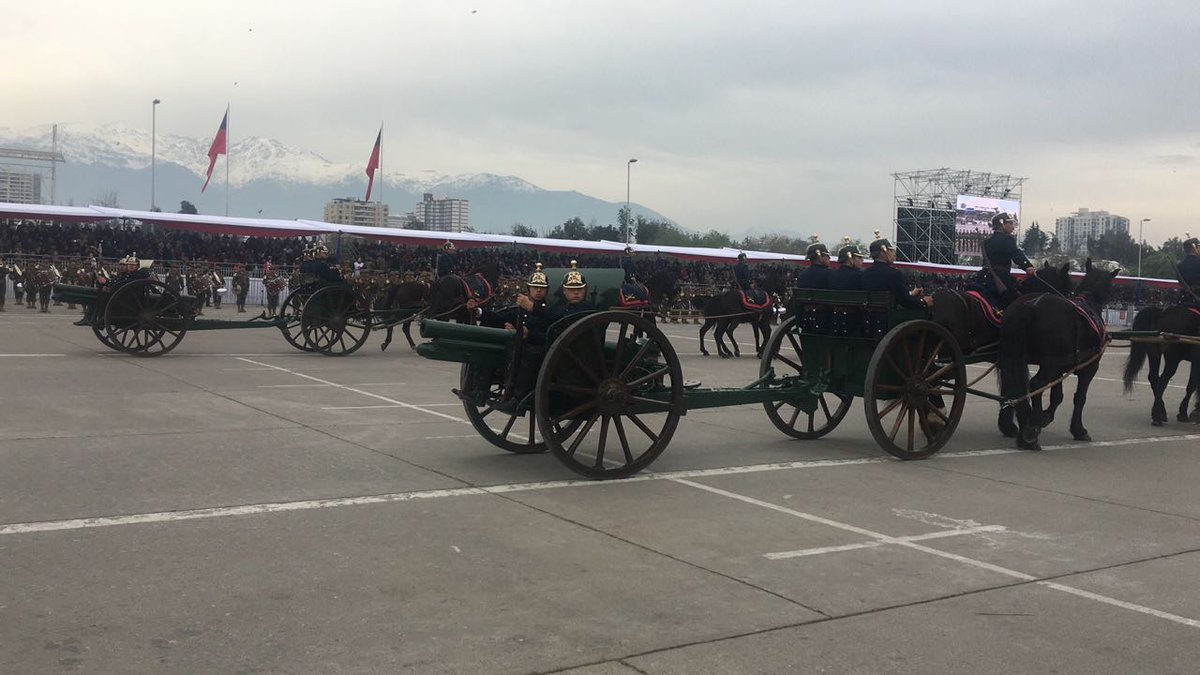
[625,158,638,244]
[1138,218,1150,306]
[151,98,161,211]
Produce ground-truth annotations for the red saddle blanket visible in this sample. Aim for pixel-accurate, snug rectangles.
[739,289,771,311]
[1070,296,1106,341]
[964,291,1002,328]
[460,273,494,303]
[619,282,650,308]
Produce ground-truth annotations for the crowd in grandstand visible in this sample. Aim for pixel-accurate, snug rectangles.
[0,220,1179,308]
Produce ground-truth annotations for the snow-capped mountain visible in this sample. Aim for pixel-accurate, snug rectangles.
[0,123,648,230]
[0,122,540,191]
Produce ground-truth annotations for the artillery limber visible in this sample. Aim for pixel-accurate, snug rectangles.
[53,277,417,357]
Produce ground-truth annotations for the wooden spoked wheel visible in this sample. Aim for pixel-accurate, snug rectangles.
[864,320,966,460]
[91,309,121,351]
[759,316,853,439]
[535,310,683,480]
[301,285,372,356]
[100,279,192,357]
[459,364,550,454]
[279,291,317,352]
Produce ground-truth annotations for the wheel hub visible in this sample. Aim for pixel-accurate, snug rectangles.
[597,378,630,415]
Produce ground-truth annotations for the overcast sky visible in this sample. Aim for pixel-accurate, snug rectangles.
[5,0,1199,243]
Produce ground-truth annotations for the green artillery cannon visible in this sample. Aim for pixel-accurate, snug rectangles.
[53,277,409,357]
[414,267,867,479]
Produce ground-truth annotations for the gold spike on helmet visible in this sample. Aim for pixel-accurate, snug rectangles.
[562,260,587,289]
[527,262,549,288]
[868,229,892,257]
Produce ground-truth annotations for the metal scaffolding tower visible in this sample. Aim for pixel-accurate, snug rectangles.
[891,168,1025,265]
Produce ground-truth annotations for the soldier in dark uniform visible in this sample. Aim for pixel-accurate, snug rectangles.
[620,246,639,282]
[491,261,595,413]
[310,244,343,283]
[977,212,1036,310]
[828,238,866,336]
[232,264,250,312]
[24,264,37,308]
[792,238,831,331]
[436,241,457,278]
[473,263,553,342]
[862,233,929,311]
[165,267,184,295]
[830,237,865,290]
[0,260,9,312]
[732,252,753,291]
[77,253,150,325]
[1178,235,1200,306]
[794,238,831,289]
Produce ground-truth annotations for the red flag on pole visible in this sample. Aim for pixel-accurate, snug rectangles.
[202,109,229,193]
[364,128,382,201]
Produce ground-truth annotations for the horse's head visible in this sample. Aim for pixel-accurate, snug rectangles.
[1080,257,1120,305]
[645,269,679,303]
[1033,260,1073,295]
[756,268,788,296]
[475,259,501,288]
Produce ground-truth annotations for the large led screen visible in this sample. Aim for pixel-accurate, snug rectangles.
[955,195,1020,258]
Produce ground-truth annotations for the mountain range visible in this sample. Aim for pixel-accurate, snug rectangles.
[0,123,669,233]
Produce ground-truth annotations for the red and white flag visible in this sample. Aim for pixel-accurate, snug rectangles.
[364,128,381,201]
[201,108,229,193]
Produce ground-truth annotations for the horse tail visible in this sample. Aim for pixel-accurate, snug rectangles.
[997,300,1035,402]
[1123,306,1163,394]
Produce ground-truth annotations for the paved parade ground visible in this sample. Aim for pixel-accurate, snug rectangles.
[3,308,1200,674]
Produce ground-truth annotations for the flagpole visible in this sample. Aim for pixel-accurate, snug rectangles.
[224,103,230,216]
[378,122,383,207]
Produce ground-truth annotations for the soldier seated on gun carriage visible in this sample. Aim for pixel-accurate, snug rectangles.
[861,231,930,337]
[455,262,595,414]
[829,238,866,336]
[792,237,831,332]
[74,253,151,326]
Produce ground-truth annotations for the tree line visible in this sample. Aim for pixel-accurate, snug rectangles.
[1020,222,1189,279]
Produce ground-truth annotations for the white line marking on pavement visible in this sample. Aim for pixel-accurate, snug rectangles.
[764,525,1008,560]
[321,401,460,408]
[5,432,1198,537]
[674,478,1200,630]
[237,358,529,441]
[1041,582,1200,629]
[257,382,412,389]
[238,357,466,423]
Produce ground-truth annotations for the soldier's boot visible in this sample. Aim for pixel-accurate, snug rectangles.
[494,356,541,414]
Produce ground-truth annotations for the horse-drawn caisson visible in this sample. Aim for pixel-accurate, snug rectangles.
[53,249,421,357]
[416,229,1199,480]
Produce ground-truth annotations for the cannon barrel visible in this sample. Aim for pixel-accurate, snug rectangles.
[52,283,100,306]
[419,319,518,346]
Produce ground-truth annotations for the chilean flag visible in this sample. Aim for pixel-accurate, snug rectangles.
[364,127,381,201]
[201,108,228,193]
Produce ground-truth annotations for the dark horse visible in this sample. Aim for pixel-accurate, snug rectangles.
[931,262,1073,438]
[698,288,773,358]
[1122,305,1200,425]
[378,280,429,351]
[425,260,503,325]
[641,268,679,321]
[998,259,1119,450]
